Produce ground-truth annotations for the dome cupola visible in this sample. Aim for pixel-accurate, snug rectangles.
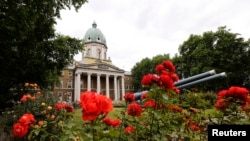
[84,21,106,46]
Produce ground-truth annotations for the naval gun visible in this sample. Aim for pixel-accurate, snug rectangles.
[134,70,227,101]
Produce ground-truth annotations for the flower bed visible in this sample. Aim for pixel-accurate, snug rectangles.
[1,60,250,141]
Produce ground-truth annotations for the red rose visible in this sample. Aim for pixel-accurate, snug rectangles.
[19,113,36,125]
[155,64,165,73]
[141,74,159,87]
[144,99,156,108]
[111,119,121,127]
[96,94,113,114]
[20,95,27,102]
[162,60,176,72]
[168,105,183,113]
[215,99,228,111]
[80,91,113,121]
[141,92,148,99]
[65,105,74,112]
[127,103,142,117]
[124,126,135,134]
[13,123,29,138]
[170,73,179,82]
[82,101,100,121]
[102,117,113,125]
[189,123,200,131]
[124,93,135,103]
[55,102,66,110]
[159,74,174,89]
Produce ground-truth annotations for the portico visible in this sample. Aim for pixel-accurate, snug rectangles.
[74,68,125,102]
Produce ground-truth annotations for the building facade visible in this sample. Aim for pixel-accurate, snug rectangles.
[53,22,133,102]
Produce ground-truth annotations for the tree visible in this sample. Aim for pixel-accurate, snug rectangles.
[0,0,87,110]
[178,26,250,91]
[131,54,170,92]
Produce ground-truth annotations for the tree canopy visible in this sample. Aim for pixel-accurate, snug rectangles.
[0,0,88,109]
[131,54,171,92]
[177,26,250,91]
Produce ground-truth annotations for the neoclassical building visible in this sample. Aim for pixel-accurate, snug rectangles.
[53,22,133,102]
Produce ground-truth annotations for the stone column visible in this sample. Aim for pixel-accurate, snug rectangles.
[87,73,91,91]
[97,73,101,93]
[114,75,118,101]
[106,74,110,98]
[117,78,120,100]
[121,76,125,99]
[74,73,81,102]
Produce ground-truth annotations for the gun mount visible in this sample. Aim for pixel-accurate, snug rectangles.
[134,70,227,101]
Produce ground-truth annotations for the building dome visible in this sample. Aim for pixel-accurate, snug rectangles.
[84,21,106,45]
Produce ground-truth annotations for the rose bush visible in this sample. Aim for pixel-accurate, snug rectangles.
[0,83,76,141]
[1,60,250,141]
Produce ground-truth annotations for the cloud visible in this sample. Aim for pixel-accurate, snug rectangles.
[55,0,250,71]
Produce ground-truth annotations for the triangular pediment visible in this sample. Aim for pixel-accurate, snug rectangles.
[77,62,124,72]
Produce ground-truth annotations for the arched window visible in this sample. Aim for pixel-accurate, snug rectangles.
[97,49,101,59]
[86,49,91,57]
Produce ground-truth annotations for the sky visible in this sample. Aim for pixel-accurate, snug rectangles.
[55,0,250,71]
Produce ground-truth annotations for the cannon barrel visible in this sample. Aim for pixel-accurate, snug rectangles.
[134,71,227,101]
[174,70,216,86]
[177,72,227,89]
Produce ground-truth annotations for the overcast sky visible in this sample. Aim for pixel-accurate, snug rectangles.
[55,0,250,71]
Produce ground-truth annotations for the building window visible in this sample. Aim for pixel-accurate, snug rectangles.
[97,49,101,59]
[67,80,72,88]
[67,92,72,102]
[57,92,63,101]
[125,84,129,90]
[68,70,73,76]
[80,81,83,88]
[86,49,91,57]
[57,80,63,88]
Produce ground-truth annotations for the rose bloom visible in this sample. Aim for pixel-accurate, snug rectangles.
[20,95,27,102]
[141,92,148,99]
[215,98,229,111]
[19,113,36,125]
[144,99,156,108]
[189,123,200,131]
[102,117,113,125]
[80,91,113,121]
[155,64,165,73]
[65,105,74,112]
[170,73,179,82]
[227,86,249,103]
[168,105,183,113]
[111,119,122,127]
[217,89,228,99]
[13,123,29,138]
[55,102,67,110]
[159,74,174,89]
[162,60,176,72]
[124,93,135,103]
[20,94,35,102]
[141,74,159,87]
[96,94,113,114]
[124,126,135,134]
[127,103,142,117]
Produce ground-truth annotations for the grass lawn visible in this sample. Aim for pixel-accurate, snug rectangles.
[72,107,125,125]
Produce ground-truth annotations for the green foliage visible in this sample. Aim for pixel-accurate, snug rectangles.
[178,90,215,109]
[0,0,87,110]
[131,54,171,92]
[177,26,250,91]
[0,83,75,141]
